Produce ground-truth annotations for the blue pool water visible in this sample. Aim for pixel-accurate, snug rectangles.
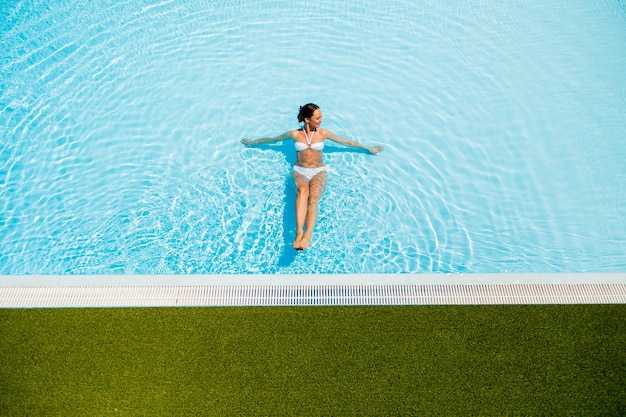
[1,0,625,275]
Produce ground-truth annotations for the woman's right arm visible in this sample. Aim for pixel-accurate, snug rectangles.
[241,131,292,147]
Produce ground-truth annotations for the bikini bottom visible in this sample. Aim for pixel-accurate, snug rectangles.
[293,165,326,181]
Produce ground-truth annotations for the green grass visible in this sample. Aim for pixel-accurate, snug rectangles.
[1,305,625,416]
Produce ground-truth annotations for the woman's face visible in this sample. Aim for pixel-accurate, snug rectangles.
[306,109,323,129]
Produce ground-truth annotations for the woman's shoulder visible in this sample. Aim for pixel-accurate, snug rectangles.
[318,128,335,139]
[275,130,298,140]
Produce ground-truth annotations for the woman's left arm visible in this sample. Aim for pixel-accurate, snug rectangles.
[324,130,384,154]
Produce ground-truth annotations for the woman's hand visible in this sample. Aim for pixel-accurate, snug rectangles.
[241,138,255,147]
[368,145,384,154]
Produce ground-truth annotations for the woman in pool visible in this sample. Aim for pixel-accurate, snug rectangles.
[241,103,383,251]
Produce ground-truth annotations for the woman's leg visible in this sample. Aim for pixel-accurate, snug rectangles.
[297,171,327,250]
[293,172,309,248]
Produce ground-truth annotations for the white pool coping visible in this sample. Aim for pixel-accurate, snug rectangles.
[1,274,625,307]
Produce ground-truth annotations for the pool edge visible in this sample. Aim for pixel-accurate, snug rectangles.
[1,274,625,307]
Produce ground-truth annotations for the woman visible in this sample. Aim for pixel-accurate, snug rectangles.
[241,103,383,251]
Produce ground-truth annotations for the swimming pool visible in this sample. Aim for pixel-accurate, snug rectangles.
[1,0,625,275]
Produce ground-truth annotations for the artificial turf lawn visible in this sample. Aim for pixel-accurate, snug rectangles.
[1,305,624,416]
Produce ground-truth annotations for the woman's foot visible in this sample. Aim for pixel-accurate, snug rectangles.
[297,233,312,250]
[293,230,304,250]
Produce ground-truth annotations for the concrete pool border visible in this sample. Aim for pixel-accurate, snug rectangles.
[1,274,625,307]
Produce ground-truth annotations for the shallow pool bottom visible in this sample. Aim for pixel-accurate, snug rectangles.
[1,274,624,307]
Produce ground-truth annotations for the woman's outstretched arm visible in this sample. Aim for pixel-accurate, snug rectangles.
[241,131,292,147]
[324,130,383,154]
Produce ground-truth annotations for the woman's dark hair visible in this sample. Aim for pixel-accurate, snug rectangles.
[297,103,319,123]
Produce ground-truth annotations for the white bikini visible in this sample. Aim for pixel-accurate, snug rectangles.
[295,128,325,151]
[294,128,325,181]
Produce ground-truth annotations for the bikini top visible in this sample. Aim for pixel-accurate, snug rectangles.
[295,128,324,152]
[295,141,324,151]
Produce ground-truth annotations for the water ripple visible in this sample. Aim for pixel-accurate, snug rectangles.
[1,0,625,274]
